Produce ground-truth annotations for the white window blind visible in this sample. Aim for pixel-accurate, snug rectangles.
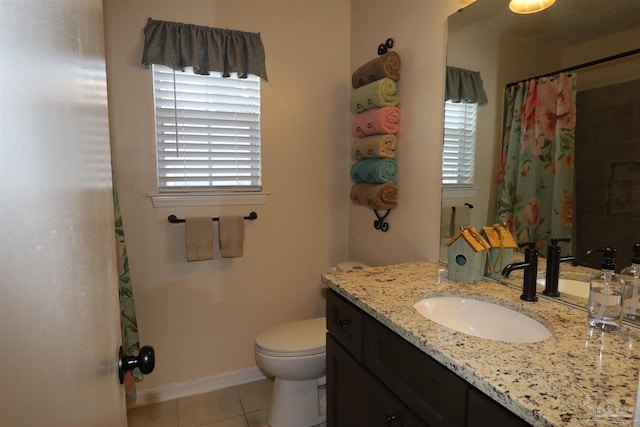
[442,100,477,186]
[152,65,262,192]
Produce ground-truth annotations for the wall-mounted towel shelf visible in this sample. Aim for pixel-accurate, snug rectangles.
[350,40,399,233]
[168,212,258,224]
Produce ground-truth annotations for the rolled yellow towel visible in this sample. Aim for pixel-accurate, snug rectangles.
[352,51,401,89]
[350,78,399,114]
[352,135,397,160]
[350,183,398,210]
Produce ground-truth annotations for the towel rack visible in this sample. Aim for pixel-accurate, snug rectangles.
[167,212,258,224]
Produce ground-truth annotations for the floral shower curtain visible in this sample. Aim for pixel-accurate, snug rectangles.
[495,72,577,257]
[114,183,141,404]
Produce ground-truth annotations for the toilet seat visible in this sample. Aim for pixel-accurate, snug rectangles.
[255,317,326,357]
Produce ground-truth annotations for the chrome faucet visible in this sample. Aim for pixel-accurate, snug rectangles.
[502,241,539,302]
[543,238,576,297]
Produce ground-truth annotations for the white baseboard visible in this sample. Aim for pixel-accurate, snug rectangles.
[130,366,269,408]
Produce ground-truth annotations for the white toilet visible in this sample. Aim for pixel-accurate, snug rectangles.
[255,317,327,427]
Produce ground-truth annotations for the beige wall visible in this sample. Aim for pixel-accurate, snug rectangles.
[444,25,501,234]
[349,0,461,266]
[103,0,351,391]
[563,27,640,90]
[104,0,461,393]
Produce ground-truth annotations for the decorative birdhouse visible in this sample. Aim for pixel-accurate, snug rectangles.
[446,226,491,284]
[482,225,518,279]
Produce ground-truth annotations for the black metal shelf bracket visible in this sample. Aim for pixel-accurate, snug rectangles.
[373,209,391,232]
[377,38,394,55]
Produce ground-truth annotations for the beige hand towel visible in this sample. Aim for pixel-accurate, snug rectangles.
[219,216,244,258]
[185,217,213,261]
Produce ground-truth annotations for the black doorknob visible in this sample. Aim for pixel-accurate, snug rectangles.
[118,345,155,384]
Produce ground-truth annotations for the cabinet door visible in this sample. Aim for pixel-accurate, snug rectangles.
[364,316,467,427]
[327,290,364,361]
[328,335,410,426]
[467,388,530,427]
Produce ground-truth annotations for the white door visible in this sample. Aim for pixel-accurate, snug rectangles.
[0,0,127,426]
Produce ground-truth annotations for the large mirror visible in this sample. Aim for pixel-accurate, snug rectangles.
[441,0,640,314]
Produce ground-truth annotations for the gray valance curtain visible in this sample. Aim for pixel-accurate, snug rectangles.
[141,18,268,81]
[445,66,487,105]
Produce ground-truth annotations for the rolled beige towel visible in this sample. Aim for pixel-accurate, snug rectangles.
[352,134,397,160]
[350,183,398,210]
[352,51,401,89]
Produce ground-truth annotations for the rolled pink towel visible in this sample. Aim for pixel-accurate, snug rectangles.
[352,107,400,138]
[350,183,398,210]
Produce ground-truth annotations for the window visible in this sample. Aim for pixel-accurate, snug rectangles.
[442,100,477,187]
[152,65,262,192]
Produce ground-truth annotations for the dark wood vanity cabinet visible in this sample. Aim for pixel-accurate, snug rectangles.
[326,289,530,427]
[327,335,426,426]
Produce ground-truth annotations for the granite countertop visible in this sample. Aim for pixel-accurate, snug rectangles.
[322,261,640,427]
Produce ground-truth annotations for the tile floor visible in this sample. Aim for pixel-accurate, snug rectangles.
[127,379,327,427]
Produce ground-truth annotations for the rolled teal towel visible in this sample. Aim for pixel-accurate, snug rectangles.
[350,159,397,184]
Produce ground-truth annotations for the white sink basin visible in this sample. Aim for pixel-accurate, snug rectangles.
[413,296,552,343]
[537,278,590,299]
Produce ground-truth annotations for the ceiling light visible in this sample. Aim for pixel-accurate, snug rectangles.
[509,0,555,14]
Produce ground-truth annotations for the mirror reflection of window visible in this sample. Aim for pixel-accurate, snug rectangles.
[442,100,477,187]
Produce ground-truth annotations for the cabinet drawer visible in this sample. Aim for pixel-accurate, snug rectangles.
[364,316,468,427]
[327,289,364,361]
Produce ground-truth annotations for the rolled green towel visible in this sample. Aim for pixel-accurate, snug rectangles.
[350,158,397,184]
[350,78,399,114]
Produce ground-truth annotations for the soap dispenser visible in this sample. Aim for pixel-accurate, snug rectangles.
[587,247,625,331]
[621,243,640,321]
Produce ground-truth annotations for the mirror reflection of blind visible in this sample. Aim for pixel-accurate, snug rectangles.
[442,100,476,187]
